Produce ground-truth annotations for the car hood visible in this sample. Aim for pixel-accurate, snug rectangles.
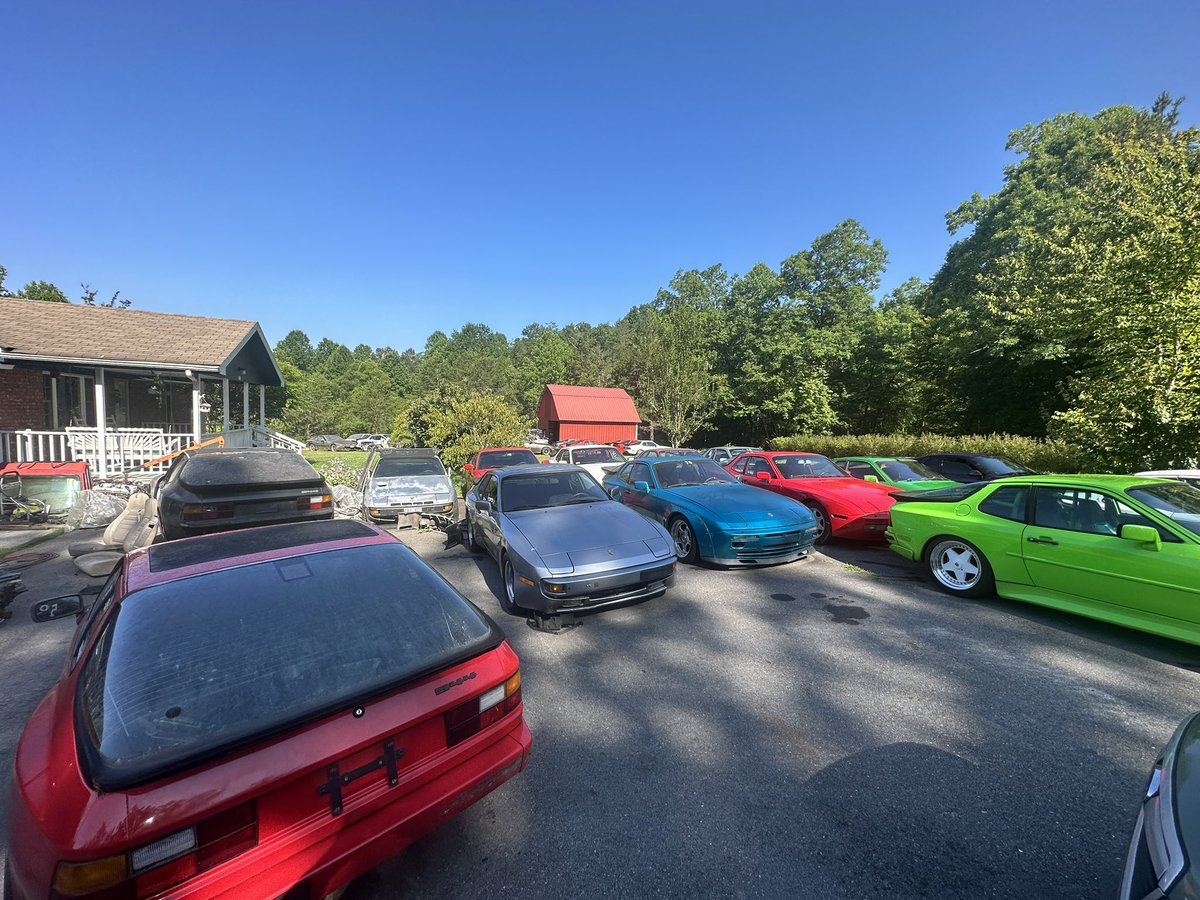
[367,474,453,496]
[664,483,808,527]
[781,476,896,513]
[506,501,672,574]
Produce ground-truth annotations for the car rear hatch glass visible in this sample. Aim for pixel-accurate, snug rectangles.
[179,451,325,495]
[891,483,987,503]
[77,542,502,790]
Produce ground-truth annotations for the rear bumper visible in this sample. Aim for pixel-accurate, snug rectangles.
[163,718,532,899]
[169,508,334,539]
[884,526,918,560]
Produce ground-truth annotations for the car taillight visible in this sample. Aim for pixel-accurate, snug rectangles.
[444,669,522,747]
[181,503,234,521]
[50,802,257,899]
[299,494,334,510]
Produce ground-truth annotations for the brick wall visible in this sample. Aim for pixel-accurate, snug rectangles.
[0,368,47,431]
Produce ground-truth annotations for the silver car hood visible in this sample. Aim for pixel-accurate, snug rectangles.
[507,501,672,575]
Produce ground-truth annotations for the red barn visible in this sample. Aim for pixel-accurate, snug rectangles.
[536,385,640,444]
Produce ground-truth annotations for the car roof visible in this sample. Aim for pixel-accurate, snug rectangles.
[493,463,584,479]
[127,520,394,591]
[969,474,1176,490]
[377,448,439,458]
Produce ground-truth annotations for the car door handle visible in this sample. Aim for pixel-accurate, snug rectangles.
[1027,536,1059,545]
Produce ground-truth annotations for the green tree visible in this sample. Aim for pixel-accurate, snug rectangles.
[512,323,576,415]
[426,394,532,471]
[19,280,69,303]
[275,330,315,369]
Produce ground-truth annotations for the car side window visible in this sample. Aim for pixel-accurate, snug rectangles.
[615,464,632,481]
[745,457,772,477]
[484,476,498,506]
[978,486,1029,522]
[72,568,121,669]
[630,463,652,486]
[844,461,875,480]
[729,456,746,473]
[1033,488,1126,536]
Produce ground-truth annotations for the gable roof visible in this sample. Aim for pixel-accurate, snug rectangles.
[0,296,284,387]
[539,384,640,424]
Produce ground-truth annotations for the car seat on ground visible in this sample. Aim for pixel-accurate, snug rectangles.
[67,493,147,557]
[74,497,160,577]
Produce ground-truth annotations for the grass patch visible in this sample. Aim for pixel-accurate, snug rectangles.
[303,449,369,468]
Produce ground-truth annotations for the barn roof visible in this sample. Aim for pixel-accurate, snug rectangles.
[539,384,640,423]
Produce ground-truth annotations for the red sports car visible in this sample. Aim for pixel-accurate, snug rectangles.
[464,447,542,482]
[6,520,531,900]
[726,451,898,543]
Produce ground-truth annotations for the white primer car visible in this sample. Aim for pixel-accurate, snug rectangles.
[551,444,628,485]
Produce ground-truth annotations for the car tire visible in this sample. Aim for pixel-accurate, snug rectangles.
[500,556,529,615]
[805,502,831,545]
[669,516,699,564]
[465,516,484,553]
[924,536,995,598]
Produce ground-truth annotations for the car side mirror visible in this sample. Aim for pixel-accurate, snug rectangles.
[31,595,85,623]
[756,471,772,482]
[1120,523,1161,550]
[476,500,492,514]
[864,475,879,483]
[634,481,651,493]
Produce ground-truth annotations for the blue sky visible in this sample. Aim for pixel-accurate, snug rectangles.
[3,1,1197,353]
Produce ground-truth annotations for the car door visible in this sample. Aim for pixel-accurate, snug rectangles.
[843,460,880,483]
[470,474,499,556]
[617,462,656,518]
[737,456,780,493]
[1021,485,1199,622]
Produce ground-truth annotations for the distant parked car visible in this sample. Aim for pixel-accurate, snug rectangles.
[727,451,897,544]
[8,520,530,900]
[704,446,762,466]
[834,456,961,492]
[463,464,676,626]
[1137,469,1200,489]
[361,448,456,521]
[550,444,627,483]
[886,474,1200,644]
[465,448,542,483]
[623,440,661,456]
[633,448,696,459]
[604,454,818,565]
[307,434,358,451]
[156,447,333,541]
[356,433,390,450]
[1119,711,1200,899]
[917,453,1036,483]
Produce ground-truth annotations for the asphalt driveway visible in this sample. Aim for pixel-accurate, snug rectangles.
[2,529,1197,899]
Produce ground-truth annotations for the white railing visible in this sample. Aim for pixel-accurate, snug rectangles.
[0,425,305,475]
[212,425,305,452]
[0,428,193,476]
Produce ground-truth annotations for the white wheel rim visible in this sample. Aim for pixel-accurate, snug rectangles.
[671,521,692,557]
[931,541,981,590]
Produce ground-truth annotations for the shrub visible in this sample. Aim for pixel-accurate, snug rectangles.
[315,457,363,488]
[768,433,1100,473]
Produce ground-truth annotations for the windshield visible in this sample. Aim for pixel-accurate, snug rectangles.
[374,457,446,477]
[975,456,1034,477]
[880,459,942,481]
[654,458,736,487]
[501,470,609,511]
[478,449,538,468]
[772,455,845,478]
[77,542,496,789]
[1127,482,1200,538]
[573,447,624,464]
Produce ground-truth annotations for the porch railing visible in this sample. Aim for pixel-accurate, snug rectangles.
[0,425,306,476]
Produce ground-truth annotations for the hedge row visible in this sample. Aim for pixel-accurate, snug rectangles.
[768,433,1099,474]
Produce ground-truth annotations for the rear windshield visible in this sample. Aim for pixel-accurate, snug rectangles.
[478,449,538,468]
[374,457,446,477]
[893,483,986,503]
[77,542,499,789]
[573,447,624,464]
[182,451,321,489]
[879,459,942,481]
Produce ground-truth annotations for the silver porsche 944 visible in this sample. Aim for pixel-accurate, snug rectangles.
[464,463,676,628]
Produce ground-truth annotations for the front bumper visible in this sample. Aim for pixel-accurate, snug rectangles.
[367,500,457,519]
[703,526,817,566]
[831,513,892,541]
[523,562,676,614]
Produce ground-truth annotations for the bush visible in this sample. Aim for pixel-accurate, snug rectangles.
[314,457,364,488]
[768,433,1100,473]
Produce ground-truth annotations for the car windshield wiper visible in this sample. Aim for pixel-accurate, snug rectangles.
[505,504,545,512]
[558,497,600,505]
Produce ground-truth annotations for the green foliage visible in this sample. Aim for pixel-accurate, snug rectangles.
[19,280,69,303]
[424,394,532,471]
[312,456,366,488]
[770,433,1097,474]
